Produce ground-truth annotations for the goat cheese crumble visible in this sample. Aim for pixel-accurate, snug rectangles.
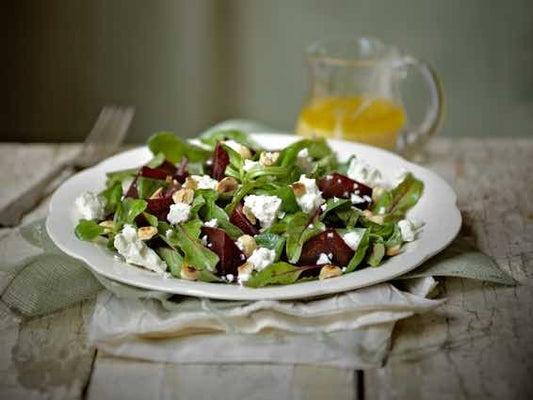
[294,175,325,213]
[167,202,191,225]
[114,225,167,273]
[204,218,218,228]
[316,253,332,265]
[247,247,276,271]
[243,194,282,228]
[75,192,106,220]
[347,157,382,187]
[190,175,218,189]
[342,230,363,250]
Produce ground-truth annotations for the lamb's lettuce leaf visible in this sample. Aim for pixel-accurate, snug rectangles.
[75,220,105,241]
[148,131,211,163]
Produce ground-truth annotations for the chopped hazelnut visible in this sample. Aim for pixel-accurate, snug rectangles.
[216,177,239,194]
[259,151,280,166]
[137,226,158,241]
[172,188,194,204]
[291,182,306,197]
[318,265,342,280]
[237,234,257,257]
[149,187,163,199]
[242,206,257,224]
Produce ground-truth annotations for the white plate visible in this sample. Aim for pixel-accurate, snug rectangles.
[47,133,461,300]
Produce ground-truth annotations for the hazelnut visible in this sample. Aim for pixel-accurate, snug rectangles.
[172,188,194,204]
[215,177,239,194]
[149,187,163,199]
[99,220,116,234]
[259,151,280,166]
[242,206,257,224]
[225,141,252,159]
[291,182,306,197]
[184,177,198,190]
[386,244,401,256]
[318,265,342,280]
[237,262,254,282]
[236,235,257,257]
[137,226,158,241]
[372,185,387,201]
[362,209,384,225]
[180,264,199,281]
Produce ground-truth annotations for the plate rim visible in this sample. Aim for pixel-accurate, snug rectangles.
[46,133,461,300]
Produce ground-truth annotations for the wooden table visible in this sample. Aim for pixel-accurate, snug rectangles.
[0,138,532,399]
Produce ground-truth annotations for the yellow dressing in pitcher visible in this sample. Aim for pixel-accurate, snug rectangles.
[296,96,406,150]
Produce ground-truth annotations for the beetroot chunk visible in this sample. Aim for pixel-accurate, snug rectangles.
[318,172,372,209]
[298,229,354,267]
[201,227,246,277]
[146,196,174,221]
[212,142,230,181]
[230,203,259,236]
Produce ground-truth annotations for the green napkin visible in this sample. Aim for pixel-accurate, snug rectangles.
[0,218,515,318]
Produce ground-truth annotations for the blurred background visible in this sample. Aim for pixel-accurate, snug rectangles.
[2,0,533,143]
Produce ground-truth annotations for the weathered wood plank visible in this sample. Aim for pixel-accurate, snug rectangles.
[365,138,533,399]
[87,354,356,400]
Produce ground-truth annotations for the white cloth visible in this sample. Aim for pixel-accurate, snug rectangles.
[88,277,442,368]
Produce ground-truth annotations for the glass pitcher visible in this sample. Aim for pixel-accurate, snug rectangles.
[296,37,444,158]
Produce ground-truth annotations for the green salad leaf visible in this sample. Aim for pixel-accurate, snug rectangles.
[245,262,305,288]
[75,220,105,241]
[113,198,147,227]
[200,129,261,150]
[148,131,211,163]
[371,173,424,222]
[254,233,286,262]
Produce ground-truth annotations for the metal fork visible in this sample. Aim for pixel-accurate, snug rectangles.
[0,105,135,226]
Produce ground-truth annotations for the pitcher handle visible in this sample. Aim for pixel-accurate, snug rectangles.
[396,56,445,159]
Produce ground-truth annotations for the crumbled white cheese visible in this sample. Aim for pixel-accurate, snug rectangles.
[347,157,382,187]
[294,175,325,213]
[320,203,328,211]
[114,225,167,273]
[342,230,363,251]
[243,195,282,228]
[247,247,276,271]
[75,192,106,220]
[316,253,332,265]
[190,174,218,189]
[167,202,191,225]
[225,274,234,282]
[297,148,313,172]
[398,219,417,242]
[243,159,260,172]
[201,235,208,245]
[204,218,218,228]
[350,193,366,204]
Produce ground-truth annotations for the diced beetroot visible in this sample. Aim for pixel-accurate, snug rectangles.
[298,229,354,267]
[318,173,372,199]
[212,142,230,181]
[230,203,259,236]
[318,172,372,209]
[201,227,246,277]
[125,177,139,198]
[139,166,169,180]
[159,160,178,176]
[146,196,174,221]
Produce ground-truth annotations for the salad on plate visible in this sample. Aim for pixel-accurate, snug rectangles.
[74,130,423,287]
